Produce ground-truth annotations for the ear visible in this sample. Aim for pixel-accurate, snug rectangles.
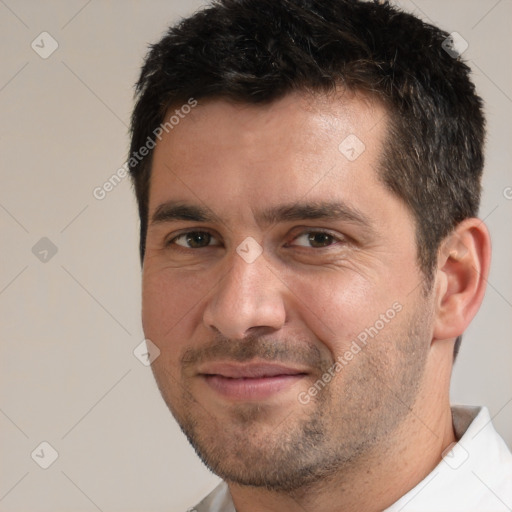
[433,218,491,341]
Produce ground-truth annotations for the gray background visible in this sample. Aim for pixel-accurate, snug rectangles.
[0,1,510,510]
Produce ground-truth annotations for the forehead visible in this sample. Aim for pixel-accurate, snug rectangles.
[149,91,390,218]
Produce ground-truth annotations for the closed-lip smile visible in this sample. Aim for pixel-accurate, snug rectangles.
[197,362,308,401]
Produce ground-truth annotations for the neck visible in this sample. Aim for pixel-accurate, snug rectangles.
[228,351,455,512]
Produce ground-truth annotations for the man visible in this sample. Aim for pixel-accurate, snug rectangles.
[128,0,512,510]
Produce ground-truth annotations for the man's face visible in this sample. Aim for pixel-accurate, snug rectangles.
[142,92,435,490]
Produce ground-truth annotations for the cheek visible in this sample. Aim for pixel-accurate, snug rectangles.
[141,268,207,345]
[282,268,400,355]
[286,271,370,333]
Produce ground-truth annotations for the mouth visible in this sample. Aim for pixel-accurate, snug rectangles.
[197,362,308,401]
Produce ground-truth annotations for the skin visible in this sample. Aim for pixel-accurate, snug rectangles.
[141,91,491,512]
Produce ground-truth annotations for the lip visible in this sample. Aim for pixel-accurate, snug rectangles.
[198,362,308,401]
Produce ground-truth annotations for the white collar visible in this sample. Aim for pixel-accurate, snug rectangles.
[386,405,512,511]
[193,406,512,512]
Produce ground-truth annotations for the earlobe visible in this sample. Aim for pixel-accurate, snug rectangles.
[433,218,491,341]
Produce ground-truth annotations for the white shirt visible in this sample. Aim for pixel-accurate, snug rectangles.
[191,406,512,512]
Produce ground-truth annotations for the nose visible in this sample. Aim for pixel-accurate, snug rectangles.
[202,250,287,339]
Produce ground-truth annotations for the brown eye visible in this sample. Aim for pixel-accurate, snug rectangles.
[291,231,339,248]
[308,232,335,248]
[173,231,216,248]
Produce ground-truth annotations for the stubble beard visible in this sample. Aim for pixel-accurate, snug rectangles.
[154,305,431,492]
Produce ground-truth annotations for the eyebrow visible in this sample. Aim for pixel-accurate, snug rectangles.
[256,201,373,230]
[151,201,214,224]
[150,199,374,232]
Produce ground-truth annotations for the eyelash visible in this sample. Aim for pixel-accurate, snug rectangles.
[166,229,345,249]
